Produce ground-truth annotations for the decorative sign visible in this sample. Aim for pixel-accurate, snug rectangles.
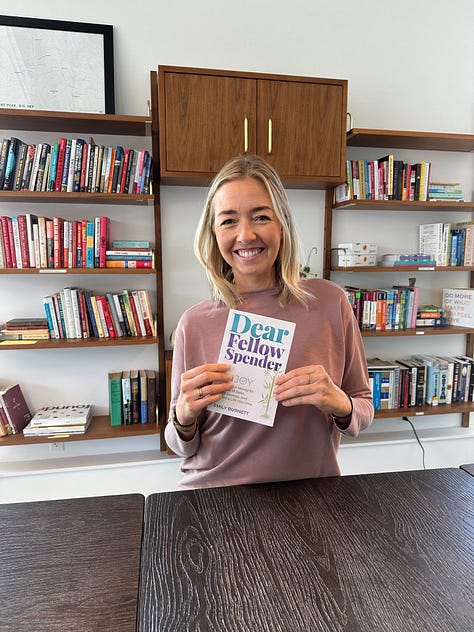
[0,15,115,113]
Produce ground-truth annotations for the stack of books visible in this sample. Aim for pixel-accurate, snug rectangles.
[105,240,154,269]
[428,182,464,202]
[23,404,93,437]
[0,317,50,340]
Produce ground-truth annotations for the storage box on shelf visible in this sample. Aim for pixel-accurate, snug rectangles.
[324,128,474,428]
[0,88,166,447]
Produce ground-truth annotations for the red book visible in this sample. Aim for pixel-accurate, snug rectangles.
[0,216,14,268]
[0,384,32,434]
[99,216,109,268]
[119,148,131,193]
[81,219,88,268]
[6,216,17,268]
[54,137,67,192]
[96,295,116,337]
[53,216,64,268]
[17,214,31,267]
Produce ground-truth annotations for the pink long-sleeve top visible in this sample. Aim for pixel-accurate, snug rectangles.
[165,278,374,489]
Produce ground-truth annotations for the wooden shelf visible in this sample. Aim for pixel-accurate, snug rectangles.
[0,267,156,275]
[361,325,474,337]
[0,108,151,136]
[0,415,160,446]
[0,191,153,204]
[374,401,474,419]
[0,336,159,351]
[347,128,474,152]
[333,200,474,211]
[331,265,473,272]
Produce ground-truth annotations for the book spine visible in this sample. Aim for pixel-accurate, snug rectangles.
[108,372,123,426]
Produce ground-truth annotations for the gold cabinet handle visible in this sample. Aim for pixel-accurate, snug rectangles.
[267,118,273,154]
[243,117,249,153]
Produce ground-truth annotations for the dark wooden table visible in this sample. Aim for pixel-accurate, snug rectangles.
[0,494,144,632]
[139,469,474,632]
[461,463,474,477]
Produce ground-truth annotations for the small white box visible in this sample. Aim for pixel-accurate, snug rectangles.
[337,242,378,255]
[335,253,377,267]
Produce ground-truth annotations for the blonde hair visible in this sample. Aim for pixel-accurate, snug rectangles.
[194,154,312,308]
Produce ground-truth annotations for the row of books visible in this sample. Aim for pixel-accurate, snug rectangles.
[335,157,433,202]
[368,355,474,411]
[0,136,152,195]
[23,404,93,437]
[108,369,157,426]
[0,212,155,269]
[42,287,156,340]
[419,221,474,267]
[344,285,445,331]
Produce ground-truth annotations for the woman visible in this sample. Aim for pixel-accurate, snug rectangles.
[165,154,373,488]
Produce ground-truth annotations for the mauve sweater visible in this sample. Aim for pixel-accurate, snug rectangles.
[165,278,374,489]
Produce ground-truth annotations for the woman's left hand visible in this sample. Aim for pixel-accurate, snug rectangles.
[273,365,352,417]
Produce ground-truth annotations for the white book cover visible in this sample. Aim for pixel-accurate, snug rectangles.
[443,288,474,327]
[207,309,295,426]
[30,404,92,426]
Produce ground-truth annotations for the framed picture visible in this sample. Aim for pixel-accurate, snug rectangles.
[0,15,115,114]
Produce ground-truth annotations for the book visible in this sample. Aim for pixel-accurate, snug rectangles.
[108,372,123,426]
[29,404,92,426]
[23,417,91,436]
[207,309,296,426]
[139,369,148,423]
[146,369,157,424]
[121,370,132,424]
[442,288,474,327]
[0,384,32,433]
[130,369,140,424]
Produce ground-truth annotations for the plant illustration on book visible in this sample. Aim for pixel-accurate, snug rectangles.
[258,368,283,418]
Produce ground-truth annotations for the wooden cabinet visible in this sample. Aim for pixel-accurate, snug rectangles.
[0,72,167,447]
[324,128,474,426]
[158,65,347,188]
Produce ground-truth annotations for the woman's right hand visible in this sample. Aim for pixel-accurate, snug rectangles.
[175,363,233,425]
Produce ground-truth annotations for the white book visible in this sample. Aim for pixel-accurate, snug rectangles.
[207,309,296,426]
[419,223,444,266]
[30,404,92,426]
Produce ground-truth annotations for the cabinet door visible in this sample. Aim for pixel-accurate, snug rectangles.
[257,79,346,186]
[160,71,256,181]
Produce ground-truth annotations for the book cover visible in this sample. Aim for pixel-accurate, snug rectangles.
[0,384,32,433]
[146,369,157,424]
[108,372,123,426]
[121,370,132,424]
[23,417,91,436]
[130,369,140,423]
[442,288,474,327]
[139,368,148,423]
[30,404,92,426]
[207,309,296,426]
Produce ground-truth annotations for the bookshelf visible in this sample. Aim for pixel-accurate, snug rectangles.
[324,127,474,427]
[0,73,166,447]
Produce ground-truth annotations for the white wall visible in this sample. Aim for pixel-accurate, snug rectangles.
[1,1,473,500]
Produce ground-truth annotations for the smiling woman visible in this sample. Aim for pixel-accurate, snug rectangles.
[165,154,374,489]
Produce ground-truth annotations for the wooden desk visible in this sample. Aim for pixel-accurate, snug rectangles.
[139,469,474,631]
[0,494,144,632]
[461,463,474,477]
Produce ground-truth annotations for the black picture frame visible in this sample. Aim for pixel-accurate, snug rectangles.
[0,15,115,114]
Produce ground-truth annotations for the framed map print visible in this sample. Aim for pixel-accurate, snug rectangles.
[0,15,115,114]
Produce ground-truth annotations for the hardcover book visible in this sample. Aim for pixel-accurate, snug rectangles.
[207,309,296,426]
[0,383,32,433]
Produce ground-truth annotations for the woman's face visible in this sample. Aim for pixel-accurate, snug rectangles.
[213,177,282,293]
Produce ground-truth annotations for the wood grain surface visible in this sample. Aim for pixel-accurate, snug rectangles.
[0,494,144,632]
[139,469,474,632]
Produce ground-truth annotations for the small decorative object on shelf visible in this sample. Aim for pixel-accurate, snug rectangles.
[299,246,318,278]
